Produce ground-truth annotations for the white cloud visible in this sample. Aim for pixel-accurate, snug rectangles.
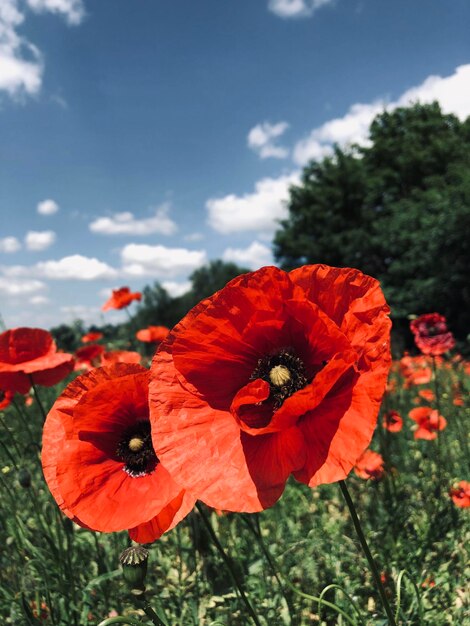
[29,294,49,305]
[26,0,85,26]
[0,236,21,253]
[268,0,334,19]
[0,276,45,295]
[161,280,192,298]
[0,0,84,100]
[36,255,117,280]
[396,64,470,121]
[293,64,470,165]
[0,0,43,97]
[248,121,289,159]
[37,198,59,215]
[121,243,207,278]
[25,230,56,251]
[223,241,274,270]
[89,204,177,237]
[184,232,204,242]
[207,172,300,234]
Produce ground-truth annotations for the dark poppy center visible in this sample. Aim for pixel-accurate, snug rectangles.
[116,420,158,477]
[0,391,5,402]
[250,349,309,409]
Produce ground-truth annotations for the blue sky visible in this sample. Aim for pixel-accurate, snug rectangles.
[1,0,470,329]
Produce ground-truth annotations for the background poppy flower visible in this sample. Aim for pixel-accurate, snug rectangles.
[0,389,14,410]
[0,328,74,394]
[409,406,447,440]
[418,389,435,402]
[150,264,391,512]
[449,480,470,508]
[410,313,455,356]
[136,326,170,343]
[81,332,103,343]
[382,410,403,432]
[101,350,142,365]
[102,287,142,311]
[400,355,432,387]
[74,344,105,370]
[42,363,195,540]
[354,449,385,480]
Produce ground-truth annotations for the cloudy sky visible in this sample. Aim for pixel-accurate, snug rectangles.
[1,0,470,329]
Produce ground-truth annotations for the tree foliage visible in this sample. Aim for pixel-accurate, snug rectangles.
[274,102,470,338]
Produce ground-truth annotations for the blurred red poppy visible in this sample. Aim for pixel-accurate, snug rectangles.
[0,328,74,394]
[400,355,432,387]
[81,331,103,343]
[354,449,385,480]
[449,480,470,508]
[136,326,170,343]
[75,344,105,370]
[382,410,403,432]
[150,264,391,512]
[409,407,447,440]
[418,389,435,402]
[410,313,455,356]
[0,389,14,410]
[42,363,195,541]
[102,287,142,311]
[101,350,141,365]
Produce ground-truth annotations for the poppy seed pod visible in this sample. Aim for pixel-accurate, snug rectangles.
[119,546,149,593]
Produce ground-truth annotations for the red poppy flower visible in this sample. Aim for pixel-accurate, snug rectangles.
[449,480,470,508]
[75,344,105,370]
[150,265,391,512]
[410,313,455,356]
[354,449,385,480]
[24,393,34,407]
[382,410,403,433]
[136,326,170,343]
[81,331,103,343]
[0,328,74,394]
[418,389,435,402]
[102,287,142,311]
[409,407,447,440]
[42,364,195,541]
[101,350,142,366]
[400,355,432,387]
[0,389,14,410]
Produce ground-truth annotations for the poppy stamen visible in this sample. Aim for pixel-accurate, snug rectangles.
[269,365,291,387]
[251,348,309,409]
[116,421,158,477]
[129,437,145,452]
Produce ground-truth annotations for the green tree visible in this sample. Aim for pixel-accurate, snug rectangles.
[274,102,470,339]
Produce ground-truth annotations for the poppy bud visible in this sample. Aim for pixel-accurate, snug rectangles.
[119,546,149,593]
[17,468,31,488]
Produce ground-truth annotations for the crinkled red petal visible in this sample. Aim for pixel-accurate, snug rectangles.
[128,491,196,543]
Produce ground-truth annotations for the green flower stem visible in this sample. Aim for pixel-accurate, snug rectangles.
[339,480,397,626]
[97,617,143,626]
[134,594,168,626]
[195,502,262,626]
[281,579,360,626]
[29,376,47,423]
[431,357,443,495]
[0,413,22,460]
[12,397,36,444]
[241,513,296,623]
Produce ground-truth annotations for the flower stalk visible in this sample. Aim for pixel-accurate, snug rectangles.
[339,480,397,626]
[195,502,262,626]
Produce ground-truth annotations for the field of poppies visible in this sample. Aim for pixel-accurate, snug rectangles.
[0,266,468,626]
